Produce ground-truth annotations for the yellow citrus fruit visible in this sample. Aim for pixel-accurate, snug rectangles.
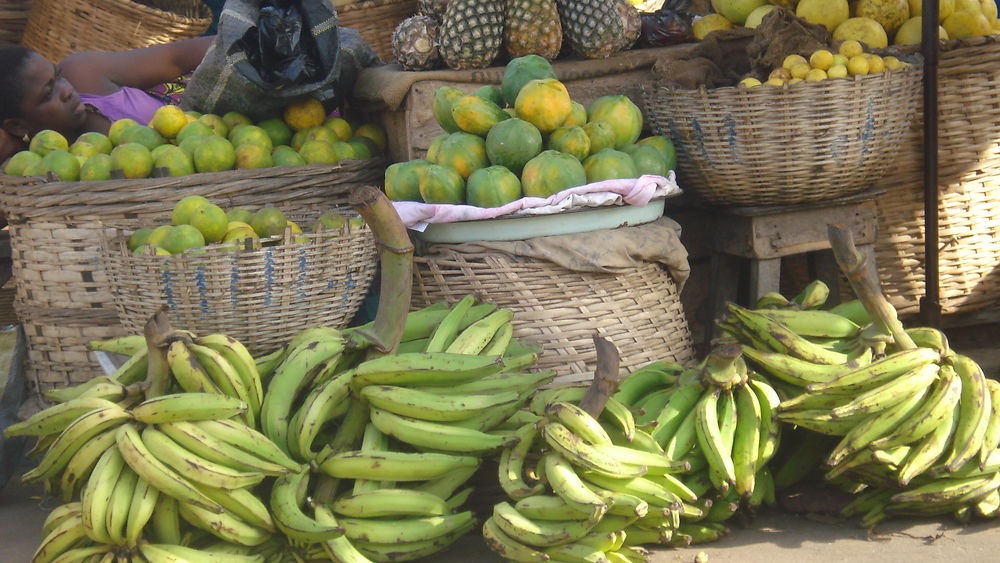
[230,125,274,151]
[42,150,80,181]
[832,54,849,66]
[283,98,326,131]
[832,17,888,49]
[272,146,306,167]
[118,125,165,151]
[769,68,793,81]
[257,118,293,147]
[226,221,254,233]
[788,77,804,84]
[172,196,211,225]
[161,224,206,254]
[739,77,762,87]
[693,13,736,39]
[745,4,776,27]
[942,10,991,39]
[108,119,139,146]
[198,114,229,138]
[145,225,174,248]
[235,144,273,169]
[895,16,949,44]
[76,132,112,154]
[796,0,850,31]
[176,121,215,144]
[789,62,812,79]
[866,54,886,73]
[805,68,828,81]
[323,117,353,140]
[909,0,955,21]
[354,124,387,153]
[154,146,195,177]
[126,228,153,252]
[250,208,288,238]
[29,129,69,156]
[330,141,356,161]
[347,138,374,159]
[110,143,154,179]
[221,226,260,250]
[828,64,849,78]
[70,141,99,158]
[222,111,252,130]
[311,211,346,232]
[809,49,835,70]
[303,126,339,146]
[765,77,786,86]
[133,245,171,256]
[193,136,237,173]
[150,105,188,139]
[883,55,903,69]
[4,151,41,175]
[227,208,254,224]
[847,55,871,75]
[80,154,113,181]
[839,39,865,57]
[299,140,338,164]
[188,202,228,243]
[782,54,809,69]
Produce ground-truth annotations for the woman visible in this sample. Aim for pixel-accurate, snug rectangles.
[0,36,213,163]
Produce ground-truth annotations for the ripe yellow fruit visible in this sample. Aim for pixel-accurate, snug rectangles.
[783,54,809,69]
[745,4,776,27]
[909,0,954,22]
[839,39,865,57]
[149,105,188,139]
[866,54,886,73]
[796,0,850,31]
[832,54,850,66]
[805,68,828,81]
[788,77,804,84]
[716,0,768,24]
[790,62,812,78]
[693,13,736,39]
[854,0,910,38]
[953,0,981,13]
[883,56,903,69]
[769,67,793,81]
[981,0,998,20]
[809,49,835,70]
[739,77,763,87]
[847,55,871,75]
[833,17,889,48]
[942,10,992,38]
[894,16,950,43]
[828,64,849,78]
[283,98,326,132]
[765,77,787,86]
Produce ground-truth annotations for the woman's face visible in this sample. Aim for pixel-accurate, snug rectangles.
[15,52,88,137]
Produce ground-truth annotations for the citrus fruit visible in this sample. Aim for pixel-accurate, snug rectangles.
[303,126,339,146]
[347,138,374,159]
[150,105,188,139]
[222,111,252,130]
[418,164,465,204]
[145,225,174,248]
[227,208,254,224]
[126,228,153,252]
[198,114,229,138]
[942,10,991,38]
[193,136,237,173]
[693,14,735,39]
[272,145,306,167]
[154,146,195,177]
[107,119,139,146]
[110,143,154,179]
[515,78,572,133]
[385,160,431,202]
[76,132,112,154]
[70,141,99,158]
[250,208,288,238]
[839,39,865,57]
[291,129,309,152]
[118,125,165,151]
[895,16,949,43]
[331,141,356,161]
[739,77,762,87]
[178,135,207,157]
[258,118,293,147]
[235,144,273,169]
[172,196,211,225]
[847,55,870,75]
[783,54,809,69]
[42,150,80,181]
[323,117,352,141]
[828,64,849,78]
[716,0,768,25]
[162,224,207,254]
[226,221,254,234]
[176,121,215,144]
[311,211,346,232]
[4,151,42,175]
[805,68,828,80]
[796,0,850,31]
[79,154,113,181]
[150,144,174,161]
[284,98,326,131]
[22,159,46,176]
[809,49,835,70]
[833,17,889,48]
[299,140,338,164]
[908,0,954,20]
[745,4,776,27]
[184,111,203,120]
[229,125,274,151]
[221,227,260,250]
[854,0,909,37]
[133,245,171,256]
[29,129,69,156]
[189,202,228,243]
[466,166,522,208]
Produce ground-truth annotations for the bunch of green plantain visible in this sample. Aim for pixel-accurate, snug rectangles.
[724,280,1000,527]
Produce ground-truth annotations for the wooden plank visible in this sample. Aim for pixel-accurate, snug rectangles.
[747,258,781,303]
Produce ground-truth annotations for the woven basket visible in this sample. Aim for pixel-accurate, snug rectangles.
[640,63,922,207]
[21,0,210,63]
[412,250,695,383]
[0,0,30,44]
[338,0,418,63]
[101,217,377,356]
[0,159,384,396]
[875,36,1000,317]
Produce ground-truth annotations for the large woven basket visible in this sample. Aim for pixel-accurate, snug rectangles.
[338,0,418,63]
[0,0,30,44]
[641,62,922,207]
[102,217,377,355]
[0,159,384,397]
[875,36,1000,317]
[412,250,695,383]
[21,0,210,62]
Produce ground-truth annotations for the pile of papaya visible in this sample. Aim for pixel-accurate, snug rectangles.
[384,55,677,208]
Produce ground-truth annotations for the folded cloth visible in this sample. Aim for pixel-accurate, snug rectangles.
[393,173,681,231]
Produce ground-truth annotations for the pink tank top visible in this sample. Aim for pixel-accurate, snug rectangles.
[79,86,167,125]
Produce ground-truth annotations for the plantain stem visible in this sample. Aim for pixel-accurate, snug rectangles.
[142,308,173,398]
[580,334,621,418]
[827,224,915,350]
[346,186,413,353]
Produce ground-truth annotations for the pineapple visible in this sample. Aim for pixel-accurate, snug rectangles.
[555,0,626,58]
[505,0,563,60]
[392,15,442,71]
[419,0,450,21]
[613,0,641,52]
[439,0,505,70]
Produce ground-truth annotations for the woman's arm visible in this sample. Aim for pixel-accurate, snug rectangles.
[60,36,214,96]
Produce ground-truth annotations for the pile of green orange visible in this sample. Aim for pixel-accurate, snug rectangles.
[384,55,677,208]
[3,98,387,182]
[127,195,363,256]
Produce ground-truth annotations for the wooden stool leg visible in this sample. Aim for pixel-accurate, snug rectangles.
[812,249,843,307]
[706,253,741,349]
[748,258,781,306]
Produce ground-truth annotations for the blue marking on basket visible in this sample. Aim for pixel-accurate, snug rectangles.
[342,272,357,306]
[195,266,210,314]
[296,249,308,304]
[861,99,875,155]
[725,115,738,158]
[263,249,275,307]
[161,268,177,311]
[230,263,240,308]
[691,118,709,163]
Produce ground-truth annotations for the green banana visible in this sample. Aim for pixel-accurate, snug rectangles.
[515,495,596,521]
[194,333,264,416]
[352,352,505,388]
[192,482,276,532]
[546,401,612,446]
[945,355,992,473]
[649,383,703,447]
[312,503,374,563]
[351,518,475,561]
[177,498,273,547]
[165,340,220,394]
[446,308,514,355]
[4,396,122,437]
[360,384,519,422]
[492,501,597,548]
[332,488,450,518]
[140,426,265,490]
[124,476,159,547]
[792,279,829,309]
[414,464,480,499]
[726,304,850,364]
[612,362,682,407]
[499,422,546,499]
[270,469,344,543]
[755,308,860,338]
[482,319,515,356]
[319,449,480,481]
[828,299,872,325]
[424,294,476,353]
[369,406,515,453]
[189,343,256,426]
[740,346,853,386]
[32,511,91,563]
[804,347,940,395]
[88,334,146,356]
[131,393,246,424]
[43,376,126,404]
[980,379,1000,467]
[482,516,551,562]
[194,418,301,472]
[21,405,132,485]
[156,420,291,475]
[828,362,940,419]
[339,511,475,543]
[826,386,930,468]
[542,453,609,520]
[286,369,353,462]
[904,327,951,356]
[695,390,735,489]
[869,365,962,451]
[81,446,126,544]
[733,383,762,497]
[542,422,646,479]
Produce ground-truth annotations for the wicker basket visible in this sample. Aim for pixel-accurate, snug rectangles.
[640,63,922,207]
[338,0,418,63]
[412,250,695,383]
[21,0,210,62]
[101,217,377,355]
[875,36,1000,317]
[0,159,384,396]
[0,0,30,44]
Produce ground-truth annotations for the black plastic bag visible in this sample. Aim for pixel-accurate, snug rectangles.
[638,5,694,47]
[239,0,322,89]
